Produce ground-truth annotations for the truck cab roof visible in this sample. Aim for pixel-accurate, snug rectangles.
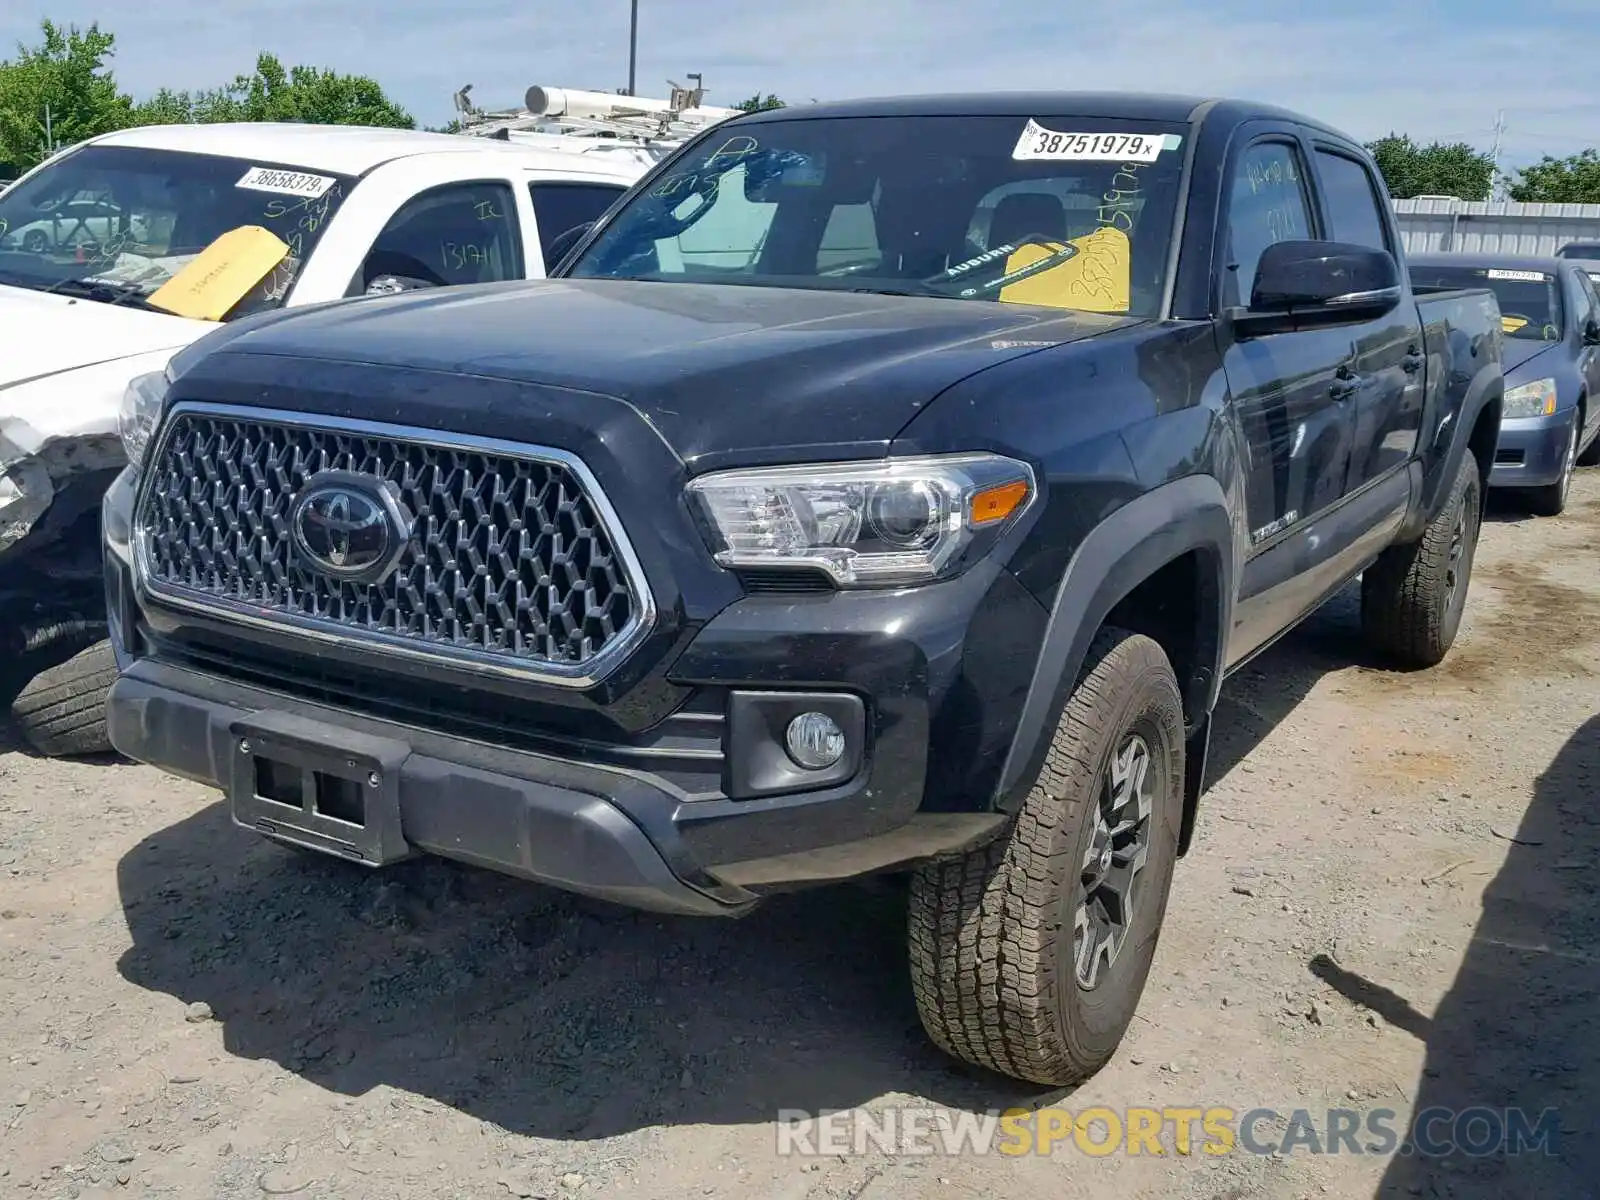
[733,91,1358,142]
[83,121,645,183]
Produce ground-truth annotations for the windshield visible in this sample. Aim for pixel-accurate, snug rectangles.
[1410,265,1564,341]
[1556,243,1600,260]
[0,144,354,320]
[565,114,1189,317]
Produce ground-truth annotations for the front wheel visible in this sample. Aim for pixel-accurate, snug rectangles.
[10,637,117,757]
[1526,418,1578,517]
[907,627,1185,1086]
[1361,451,1482,667]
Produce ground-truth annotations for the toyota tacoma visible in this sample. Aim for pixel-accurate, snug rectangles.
[103,93,1504,1086]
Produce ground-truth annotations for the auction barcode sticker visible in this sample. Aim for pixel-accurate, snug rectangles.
[236,166,337,198]
[1486,268,1547,282]
[1013,121,1177,162]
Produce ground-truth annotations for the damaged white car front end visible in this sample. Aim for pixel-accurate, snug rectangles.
[0,285,210,553]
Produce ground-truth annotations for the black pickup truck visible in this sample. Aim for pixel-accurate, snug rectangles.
[102,93,1504,1087]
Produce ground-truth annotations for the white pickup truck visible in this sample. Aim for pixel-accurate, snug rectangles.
[0,121,651,754]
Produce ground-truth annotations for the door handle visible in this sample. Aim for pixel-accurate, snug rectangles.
[1330,364,1361,401]
[1402,345,1425,374]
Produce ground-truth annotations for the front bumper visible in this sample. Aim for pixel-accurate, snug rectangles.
[103,469,1029,914]
[1490,410,1578,488]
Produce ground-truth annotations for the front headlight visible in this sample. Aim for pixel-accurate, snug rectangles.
[118,371,168,469]
[686,453,1036,587]
[1503,377,1557,419]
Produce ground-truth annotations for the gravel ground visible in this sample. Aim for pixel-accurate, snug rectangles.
[1,474,1596,1200]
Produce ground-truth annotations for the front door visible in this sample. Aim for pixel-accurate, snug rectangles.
[1569,270,1600,449]
[1218,134,1359,666]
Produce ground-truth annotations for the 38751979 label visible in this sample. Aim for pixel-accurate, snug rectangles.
[1012,120,1174,163]
[235,166,337,198]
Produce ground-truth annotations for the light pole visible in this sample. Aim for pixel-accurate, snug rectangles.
[627,0,638,96]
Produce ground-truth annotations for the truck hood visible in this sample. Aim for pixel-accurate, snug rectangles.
[0,282,212,389]
[204,279,1140,469]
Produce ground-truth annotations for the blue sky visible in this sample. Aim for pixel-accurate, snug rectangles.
[4,0,1596,173]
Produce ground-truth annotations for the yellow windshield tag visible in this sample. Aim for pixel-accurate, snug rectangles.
[147,225,290,321]
[1501,314,1529,333]
[997,226,1131,313]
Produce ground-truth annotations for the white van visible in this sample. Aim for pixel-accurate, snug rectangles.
[0,121,649,754]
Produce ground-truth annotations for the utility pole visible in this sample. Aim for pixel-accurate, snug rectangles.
[41,103,54,159]
[627,0,638,96]
[1487,109,1506,201]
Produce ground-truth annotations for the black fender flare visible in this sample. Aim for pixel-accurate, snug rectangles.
[993,474,1235,811]
[1412,355,1503,537]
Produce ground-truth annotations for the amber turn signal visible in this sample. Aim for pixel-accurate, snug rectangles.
[968,479,1030,526]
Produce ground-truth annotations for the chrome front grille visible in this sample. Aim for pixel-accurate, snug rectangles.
[132,403,653,685]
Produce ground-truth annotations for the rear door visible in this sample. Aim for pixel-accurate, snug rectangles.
[1306,141,1424,497]
[1218,128,1359,664]
[525,176,630,275]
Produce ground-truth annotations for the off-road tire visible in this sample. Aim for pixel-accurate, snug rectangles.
[10,638,117,758]
[907,627,1185,1086]
[1361,451,1481,667]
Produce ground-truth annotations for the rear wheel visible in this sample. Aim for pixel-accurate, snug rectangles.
[1526,419,1578,517]
[10,636,117,758]
[1361,452,1481,667]
[907,627,1185,1086]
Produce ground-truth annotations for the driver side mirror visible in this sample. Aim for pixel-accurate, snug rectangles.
[1583,316,1600,346]
[1230,240,1402,338]
[543,222,594,274]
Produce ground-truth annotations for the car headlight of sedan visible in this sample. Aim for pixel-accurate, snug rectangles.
[1503,377,1557,419]
[686,453,1037,587]
[118,371,168,469]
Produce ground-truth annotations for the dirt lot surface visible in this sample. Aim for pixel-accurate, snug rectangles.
[2,476,1596,1200]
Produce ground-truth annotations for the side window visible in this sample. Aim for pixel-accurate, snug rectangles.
[1580,272,1600,327]
[1224,141,1314,308]
[1313,149,1390,253]
[1563,269,1594,333]
[355,181,522,295]
[528,182,626,264]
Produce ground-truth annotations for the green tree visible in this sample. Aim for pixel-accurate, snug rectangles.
[0,20,132,172]
[1365,133,1495,201]
[734,93,785,113]
[132,52,413,129]
[1509,149,1600,204]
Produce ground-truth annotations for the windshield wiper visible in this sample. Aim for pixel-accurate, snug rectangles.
[38,275,163,311]
[841,284,952,299]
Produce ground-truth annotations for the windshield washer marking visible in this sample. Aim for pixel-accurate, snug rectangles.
[261,185,343,261]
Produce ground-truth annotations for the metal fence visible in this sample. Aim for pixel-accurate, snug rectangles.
[1392,197,1600,256]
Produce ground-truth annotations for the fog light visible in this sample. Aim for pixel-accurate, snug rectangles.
[784,711,846,771]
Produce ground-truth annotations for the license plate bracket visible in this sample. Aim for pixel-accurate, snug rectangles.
[227,712,413,867]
